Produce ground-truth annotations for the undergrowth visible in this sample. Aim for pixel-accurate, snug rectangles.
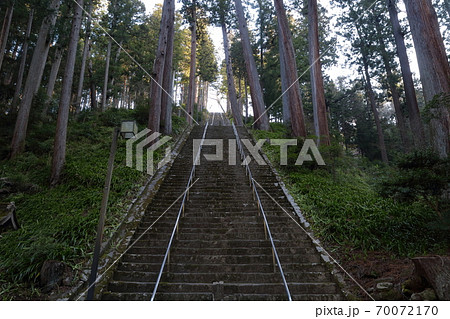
[252,123,447,257]
[0,108,187,300]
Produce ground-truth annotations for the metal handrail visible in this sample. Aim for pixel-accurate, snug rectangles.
[231,122,292,301]
[151,122,209,301]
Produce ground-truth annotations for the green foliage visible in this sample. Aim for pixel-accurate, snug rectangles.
[378,150,450,234]
[171,115,188,135]
[253,126,447,256]
[0,109,146,294]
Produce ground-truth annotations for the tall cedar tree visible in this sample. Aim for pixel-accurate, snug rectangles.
[307,0,330,144]
[160,0,175,134]
[373,7,410,150]
[234,0,269,130]
[386,0,425,148]
[275,0,307,137]
[148,0,174,132]
[403,0,450,158]
[51,0,84,185]
[75,1,93,113]
[185,0,197,124]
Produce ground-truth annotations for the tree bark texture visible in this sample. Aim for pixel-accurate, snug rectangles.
[404,0,450,158]
[51,0,84,185]
[274,0,306,137]
[234,0,269,130]
[308,0,330,144]
[148,0,173,132]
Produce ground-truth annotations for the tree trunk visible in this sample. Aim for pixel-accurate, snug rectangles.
[102,39,112,111]
[41,44,63,117]
[374,15,410,150]
[274,0,306,137]
[412,256,450,301]
[50,0,83,185]
[109,42,123,107]
[121,77,127,108]
[404,0,450,158]
[205,81,209,113]
[245,78,249,123]
[257,0,265,71]
[0,3,14,72]
[35,43,51,95]
[148,0,173,133]
[194,76,200,107]
[12,8,34,108]
[3,40,19,86]
[165,71,175,133]
[308,0,330,144]
[234,0,269,130]
[197,79,203,114]
[46,45,63,99]
[186,1,197,125]
[75,0,93,114]
[386,0,425,149]
[10,0,60,159]
[362,55,389,164]
[279,28,290,128]
[222,22,243,126]
[88,57,97,110]
[160,0,175,135]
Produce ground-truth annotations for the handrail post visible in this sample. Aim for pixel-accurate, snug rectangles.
[86,127,120,301]
[272,248,276,273]
[167,250,170,272]
[264,221,268,239]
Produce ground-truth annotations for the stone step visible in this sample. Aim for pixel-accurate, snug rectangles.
[101,292,214,301]
[139,216,298,227]
[107,281,338,295]
[223,293,343,301]
[122,252,321,264]
[136,225,270,235]
[116,261,328,274]
[129,239,314,249]
[113,270,332,284]
[127,246,317,256]
[122,253,274,264]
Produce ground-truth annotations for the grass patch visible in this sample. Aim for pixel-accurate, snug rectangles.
[252,124,447,256]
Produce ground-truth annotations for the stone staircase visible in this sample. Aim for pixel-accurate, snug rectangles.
[100,116,343,301]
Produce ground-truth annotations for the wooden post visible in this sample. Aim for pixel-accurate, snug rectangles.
[87,127,120,301]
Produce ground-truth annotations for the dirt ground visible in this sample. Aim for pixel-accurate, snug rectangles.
[328,247,425,300]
